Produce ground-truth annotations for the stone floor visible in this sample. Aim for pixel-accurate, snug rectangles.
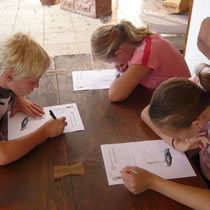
[101,0,189,34]
[0,0,189,57]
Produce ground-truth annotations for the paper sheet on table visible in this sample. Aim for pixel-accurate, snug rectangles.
[8,103,84,140]
[72,69,117,91]
[101,140,196,186]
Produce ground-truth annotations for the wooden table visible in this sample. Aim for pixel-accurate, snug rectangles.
[0,54,207,210]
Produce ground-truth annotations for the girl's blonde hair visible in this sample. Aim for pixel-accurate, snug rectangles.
[91,19,151,61]
[0,32,50,80]
[149,63,210,129]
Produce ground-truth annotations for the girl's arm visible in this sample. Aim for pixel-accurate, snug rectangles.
[108,64,151,102]
[0,117,67,165]
[121,166,210,210]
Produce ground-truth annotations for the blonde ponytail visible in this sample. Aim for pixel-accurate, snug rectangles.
[120,20,151,43]
[91,19,151,61]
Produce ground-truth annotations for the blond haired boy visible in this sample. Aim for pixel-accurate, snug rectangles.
[0,33,67,165]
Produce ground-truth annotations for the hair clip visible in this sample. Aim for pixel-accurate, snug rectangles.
[116,24,124,31]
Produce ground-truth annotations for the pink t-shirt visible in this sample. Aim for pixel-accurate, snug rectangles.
[128,34,191,89]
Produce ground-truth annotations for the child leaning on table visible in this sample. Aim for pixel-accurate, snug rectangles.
[121,64,210,210]
[0,32,67,165]
[91,19,190,102]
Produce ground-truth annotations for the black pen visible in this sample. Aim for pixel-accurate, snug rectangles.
[49,110,57,119]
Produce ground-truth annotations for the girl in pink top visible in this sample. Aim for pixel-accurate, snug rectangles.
[91,20,190,102]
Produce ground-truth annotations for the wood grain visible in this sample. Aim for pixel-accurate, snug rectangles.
[55,54,207,210]
[0,53,207,210]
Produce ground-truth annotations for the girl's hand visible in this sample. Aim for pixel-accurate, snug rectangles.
[185,131,210,150]
[175,131,210,152]
[44,117,67,138]
[188,132,210,150]
[11,96,44,118]
[120,166,154,194]
[115,64,128,72]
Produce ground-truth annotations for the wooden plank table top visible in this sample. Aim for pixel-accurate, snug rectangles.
[0,54,207,210]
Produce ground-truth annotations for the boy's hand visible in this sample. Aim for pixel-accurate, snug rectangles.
[120,166,154,194]
[11,96,44,118]
[44,117,67,137]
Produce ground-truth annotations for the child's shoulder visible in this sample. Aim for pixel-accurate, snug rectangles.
[149,33,171,46]
[136,33,171,52]
[131,34,170,62]
[135,34,162,49]
[148,33,180,56]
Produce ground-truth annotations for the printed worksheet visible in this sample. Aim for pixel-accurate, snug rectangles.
[101,140,196,186]
[72,69,117,91]
[8,103,84,140]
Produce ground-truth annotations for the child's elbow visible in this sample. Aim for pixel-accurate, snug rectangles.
[108,90,128,102]
[0,149,11,166]
[140,105,150,124]
[140,107,147,122]
[0,156,11,166]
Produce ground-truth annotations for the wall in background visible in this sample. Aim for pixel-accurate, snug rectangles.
[185,0,209,76]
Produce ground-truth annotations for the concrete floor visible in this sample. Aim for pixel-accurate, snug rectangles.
[0,0,189,57]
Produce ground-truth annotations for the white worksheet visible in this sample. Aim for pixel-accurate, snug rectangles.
[101,140,196,186]
[72,69,117,91]
[8,103,84,140]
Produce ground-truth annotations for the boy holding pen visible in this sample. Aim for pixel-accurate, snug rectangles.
[0,33,67,165]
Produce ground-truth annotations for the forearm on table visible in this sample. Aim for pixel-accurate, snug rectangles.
[0,125,48,165]
[150,175,210,210]
[108,78,137,102]
[109,65,151,102]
